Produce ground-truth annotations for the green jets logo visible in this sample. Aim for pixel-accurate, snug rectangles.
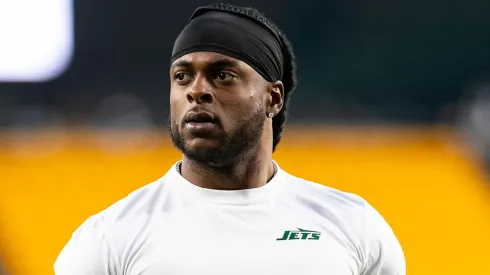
[276,228,321,241]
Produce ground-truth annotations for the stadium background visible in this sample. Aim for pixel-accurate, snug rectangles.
[1,0,490,274]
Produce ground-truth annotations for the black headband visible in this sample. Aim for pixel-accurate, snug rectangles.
[171,8,284,82]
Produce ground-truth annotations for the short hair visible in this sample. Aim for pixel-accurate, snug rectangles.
[205,3,298,152]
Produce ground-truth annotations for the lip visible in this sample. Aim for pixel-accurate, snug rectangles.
[185,121,218,133]
[185,111,216,124]
[184,110,220,135]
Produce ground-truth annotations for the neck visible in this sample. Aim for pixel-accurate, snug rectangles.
[179,147,275,191]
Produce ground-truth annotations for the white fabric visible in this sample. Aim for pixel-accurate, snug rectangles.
[55,161,405,275]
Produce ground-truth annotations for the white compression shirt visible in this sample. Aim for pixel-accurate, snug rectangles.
[54,161,405,275]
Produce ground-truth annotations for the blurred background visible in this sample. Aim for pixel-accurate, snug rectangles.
[1,0,490,274]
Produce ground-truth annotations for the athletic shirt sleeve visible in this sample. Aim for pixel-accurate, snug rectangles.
[361,203,406,275]
[54,216,118,275]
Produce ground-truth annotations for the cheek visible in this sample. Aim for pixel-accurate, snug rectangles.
[220,97,262,128]
[169,88,185,121]
[169,85,182,104]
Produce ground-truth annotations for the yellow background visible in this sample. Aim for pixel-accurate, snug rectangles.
[1,126,489,275]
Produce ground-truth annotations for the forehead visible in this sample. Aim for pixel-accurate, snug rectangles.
[171,52,250,70]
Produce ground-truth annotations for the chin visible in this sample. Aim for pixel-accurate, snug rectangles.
[170,124,238,167]
[181,138,237,168]
[185,137,221,151]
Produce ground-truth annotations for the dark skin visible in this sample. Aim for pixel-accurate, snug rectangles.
[169,52,284,190]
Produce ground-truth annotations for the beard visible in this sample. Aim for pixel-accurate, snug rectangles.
[169,106,266,170]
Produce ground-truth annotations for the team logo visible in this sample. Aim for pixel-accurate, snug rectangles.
[276,228,321,241]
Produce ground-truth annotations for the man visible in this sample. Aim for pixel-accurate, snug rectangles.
[54,3,405,275]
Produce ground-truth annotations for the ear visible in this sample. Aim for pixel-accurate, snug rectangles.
[267,80,284,118]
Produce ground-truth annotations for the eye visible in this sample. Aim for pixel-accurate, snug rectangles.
[174,72,191,83]
[215,72,236,81]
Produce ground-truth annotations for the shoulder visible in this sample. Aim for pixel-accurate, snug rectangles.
[97,175,169,223]
[91,161,182,224]
[54,214,114,274]
[89,173,175,245]
[283,172,371,248]
[283,172,405,274]
[284,172,369,218]
[54,172,176,274]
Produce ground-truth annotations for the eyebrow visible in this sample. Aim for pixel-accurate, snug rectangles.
[171,59,241,69]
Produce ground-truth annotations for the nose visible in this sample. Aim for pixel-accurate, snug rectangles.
[187,75,214,104]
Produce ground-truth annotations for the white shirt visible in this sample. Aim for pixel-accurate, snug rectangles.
[54,161,405,275]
